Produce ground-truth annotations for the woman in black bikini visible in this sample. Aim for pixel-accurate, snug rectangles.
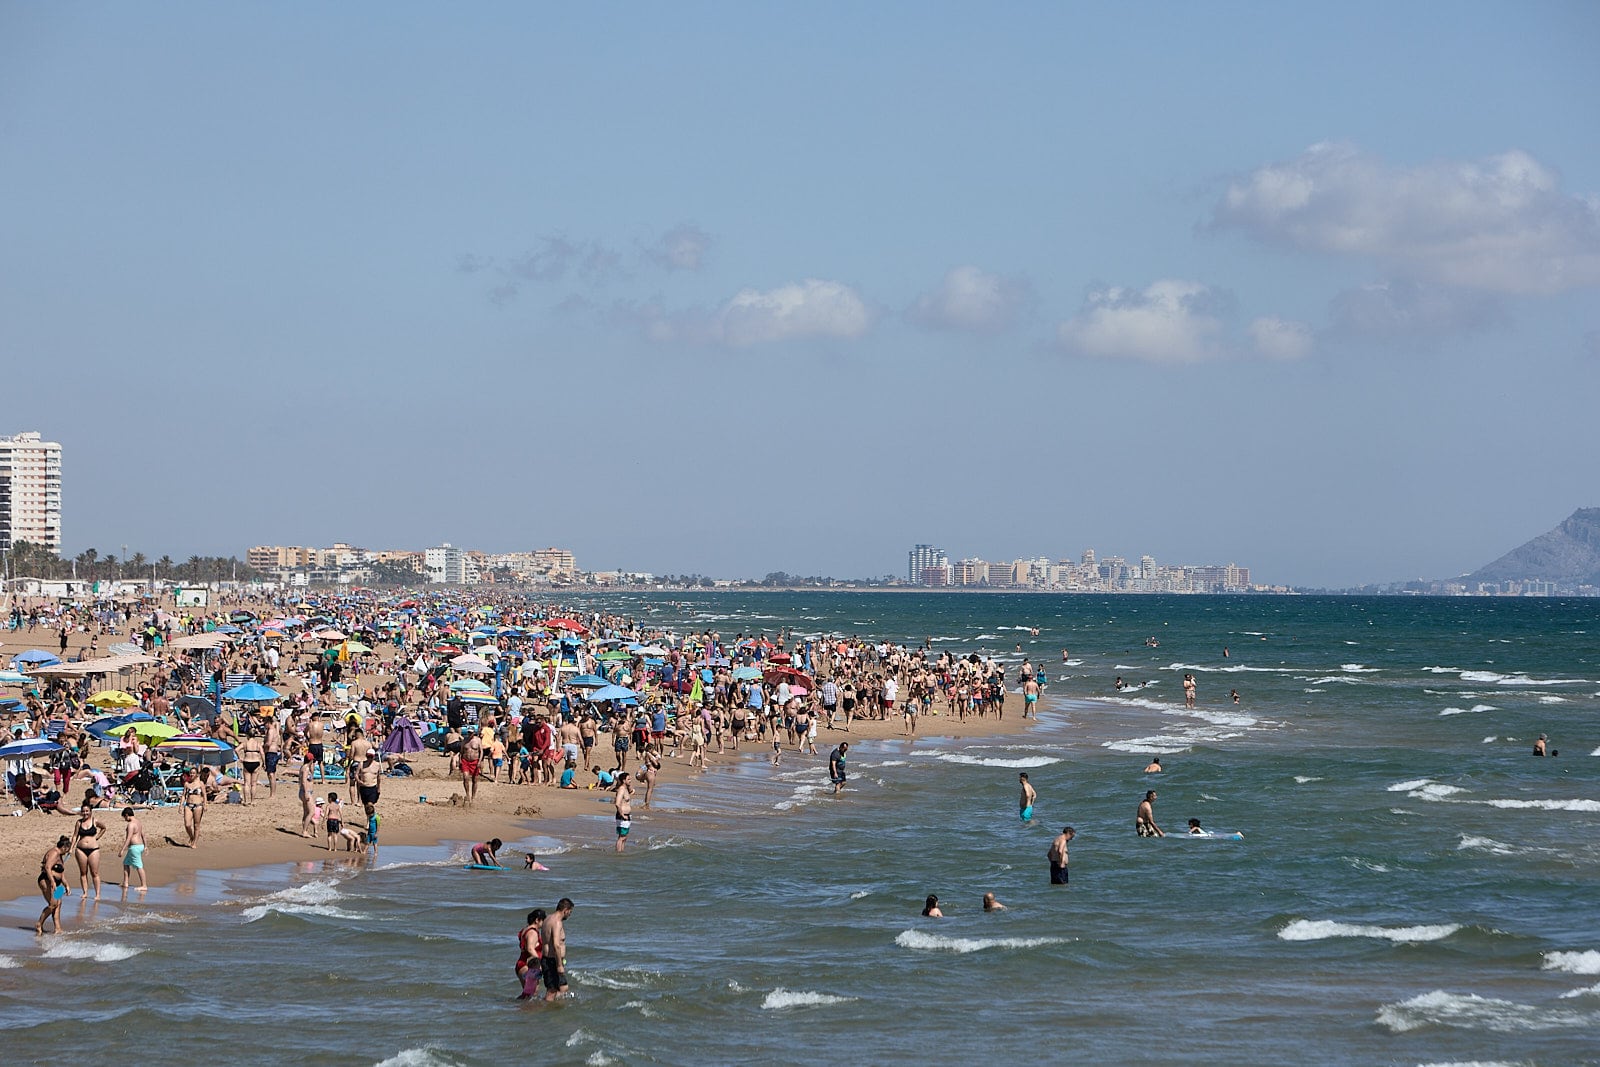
[181,769,206,848]
[36,836,71,934]
[72,808,105,900]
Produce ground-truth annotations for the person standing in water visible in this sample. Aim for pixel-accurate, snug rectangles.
[1018,772,1037,822]
[1047,826,1074,885]
[1136,790,1165,837]
[539,898,575,1001]
[613,771,634,852]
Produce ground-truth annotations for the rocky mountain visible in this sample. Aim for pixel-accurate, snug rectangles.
[1464,508,1600,587]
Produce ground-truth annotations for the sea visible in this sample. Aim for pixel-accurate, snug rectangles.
[1,592,1597,1066]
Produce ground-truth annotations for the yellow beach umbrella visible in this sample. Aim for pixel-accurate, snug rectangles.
[106,721,180,741]
[87,690,139,709]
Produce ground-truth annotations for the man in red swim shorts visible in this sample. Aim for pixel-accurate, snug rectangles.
[459,731,483,807]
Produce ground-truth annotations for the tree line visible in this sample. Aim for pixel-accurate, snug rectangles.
[3,541,263,584]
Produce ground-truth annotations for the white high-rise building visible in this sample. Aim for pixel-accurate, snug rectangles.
[907,544,947,583]
[0,432,62,553]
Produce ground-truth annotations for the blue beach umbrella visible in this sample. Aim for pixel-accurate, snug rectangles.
[586,684,640,704]
[0,737,65,759]
[222,682,281,703]
[11,650,61,668]
[564,675,608,689]
[732,666,762,681]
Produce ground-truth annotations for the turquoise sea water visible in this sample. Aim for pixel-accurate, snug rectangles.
[2,593,1597,1066]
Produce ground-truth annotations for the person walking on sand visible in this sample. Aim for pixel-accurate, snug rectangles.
[180,768,206,848]
[1047,826,1074,885]
[539,898,575,1001]
[119,807,147,892]
[1019,772,1037,822]
[613,771,634,852]
[298,756,318,837]
[239,731,264,805]
[1022,676,1039,718]
[459,730,484,806]
[1136,790,1165,837]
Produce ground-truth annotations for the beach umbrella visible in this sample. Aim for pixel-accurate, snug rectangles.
[564,674,609,689]
[318,628,349,642]
[381,715,424,755]
[763,666,814,688]
[451,655,493,674]
[458,691,498,706]
[0,737,64,759]
[633,645,670,656]
[450,679,491,692]
[0,669,31,686]
[87,690,139,709]
[176,695,219,721]
[594,650,630,662]
[544,618,587,633]
[155,735,237,766]
[85,711,153,740]
[343,640,374,654]
[215,624,243,635]
[732,666,763,681]
[222,682,281,703]
[11,650,61,668]
[0,698,24,713]
[107,642,143,658]
[586,684,640,703]
[106,721,180,742]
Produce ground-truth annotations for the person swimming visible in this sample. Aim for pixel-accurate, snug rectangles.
[922,894,943,917]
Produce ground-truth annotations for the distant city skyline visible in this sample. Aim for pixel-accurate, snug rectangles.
[4,6,1596,587]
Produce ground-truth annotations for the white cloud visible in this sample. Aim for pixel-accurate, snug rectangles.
[908,265,1030,333]
[633,279,873,346]
[642,224,711,272]
[1248,316,1313,360]
[1329,279,1503,338]
[716,279,872,346]
[1212,142,1600,295]
[1057,279,1229,363]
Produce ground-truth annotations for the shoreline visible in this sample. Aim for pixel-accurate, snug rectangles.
[0,693,1041,908]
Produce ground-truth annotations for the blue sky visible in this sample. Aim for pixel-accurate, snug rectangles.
[2,2,1596,585]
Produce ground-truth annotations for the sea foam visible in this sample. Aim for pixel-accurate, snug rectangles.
[1278,919,1460,943]
[935,753,1061,769]
[373,1049,465,1067]
[1543,950,1600,975]
[1376,990,1597,1033]
[41,941,143,963]
[1481,799,1600,812]
[895,929,1066,954]
[761,988,855,1009]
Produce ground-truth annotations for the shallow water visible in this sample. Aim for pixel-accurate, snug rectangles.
[1,593,1596,1065]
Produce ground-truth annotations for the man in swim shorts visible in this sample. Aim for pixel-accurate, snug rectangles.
[1047,826,1074,884]
[1136,790,1165,837]
[1019,772,1036,822]
[1023,676,1039,718]
[539,898,574,1000]
[355,750,382,817]
[459,731,483,806]
[613,771,633,853]
[119,807,147,891]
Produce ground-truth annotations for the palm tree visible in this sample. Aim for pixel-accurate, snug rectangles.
[157,555,174,577]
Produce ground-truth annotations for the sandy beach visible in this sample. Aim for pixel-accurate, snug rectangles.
[0,610,1035,905]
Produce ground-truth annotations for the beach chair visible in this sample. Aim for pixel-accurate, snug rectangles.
[332,683,353,707]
